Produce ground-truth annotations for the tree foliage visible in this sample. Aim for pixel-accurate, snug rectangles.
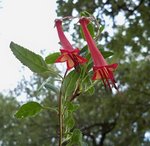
[55,0,150,145]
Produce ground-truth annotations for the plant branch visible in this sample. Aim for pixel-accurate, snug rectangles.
[58,89,63,146]
[58,70,68,146]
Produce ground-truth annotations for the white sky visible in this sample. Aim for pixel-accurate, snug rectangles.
[0,0,59,93]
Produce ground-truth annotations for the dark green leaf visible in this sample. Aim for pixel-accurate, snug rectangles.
[63,70,80,98]
[67,129,83,146]
[45,52,60,64]
[71,129,82,142]
[15,102,43,119]
[10,42,49,73]
[44,83,59,93]
[101,50,114,58]
[87,23,95,38]
[65,101,79,112]
[97,47,114,58]
[82,75,95,95]
[80,45,88,56]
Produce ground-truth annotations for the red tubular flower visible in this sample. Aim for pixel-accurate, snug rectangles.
[79,17,118,90]
[55,19,87,70]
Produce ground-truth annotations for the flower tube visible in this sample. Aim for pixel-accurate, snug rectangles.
[79,17,118,90]
[55,19,87,70]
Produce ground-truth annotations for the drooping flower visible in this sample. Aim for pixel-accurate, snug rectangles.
[55,19,87,70]
[79,17,118,90]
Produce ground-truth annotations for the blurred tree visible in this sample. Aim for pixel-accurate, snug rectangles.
[55,0,150,145]
[0,92,59,146]
[56,0,150,57]
[0,66,60,146]
[76,59,150,146]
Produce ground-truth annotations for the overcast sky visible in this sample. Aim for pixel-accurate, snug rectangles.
[0,0,60,93]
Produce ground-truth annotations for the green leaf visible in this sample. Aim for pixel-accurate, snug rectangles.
[44,83,59,93]
[82,75,95,95]
[65,101,79,112]
[37,76,59,95]
[15,102,43,119]
[71,129,82,142]
[87,23,95,38]
[101,50,114,58]
[67,129,83,146]
[80,45,88,56]
[64,102,79,135]
[80,11,91,17]
[65,115,75,130]
[37,77,51,92]
[10,42,49,73]
[45,52,60,64]
[62,70,80,98]
[87,85,95,95]
[42,106,58,113]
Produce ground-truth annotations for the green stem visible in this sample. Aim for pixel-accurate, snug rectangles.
[58,91,63,146]
[58,70,68,146]
[42,106,58,114]
[84,80,97,93]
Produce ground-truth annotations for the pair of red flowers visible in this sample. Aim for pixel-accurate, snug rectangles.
[55,17,118,90]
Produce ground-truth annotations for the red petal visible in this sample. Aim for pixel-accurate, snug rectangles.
[92,69,101,80]
[92,66,118,90]
[66,58,75,70]
[107,63,118,71]
[60,49,70,53]
[56,49,87,70]
[76,55,87,63]
[72,48,80,54]
[55,54,68,62]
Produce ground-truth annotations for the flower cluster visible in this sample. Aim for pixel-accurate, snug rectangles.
[55,17,118,90]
